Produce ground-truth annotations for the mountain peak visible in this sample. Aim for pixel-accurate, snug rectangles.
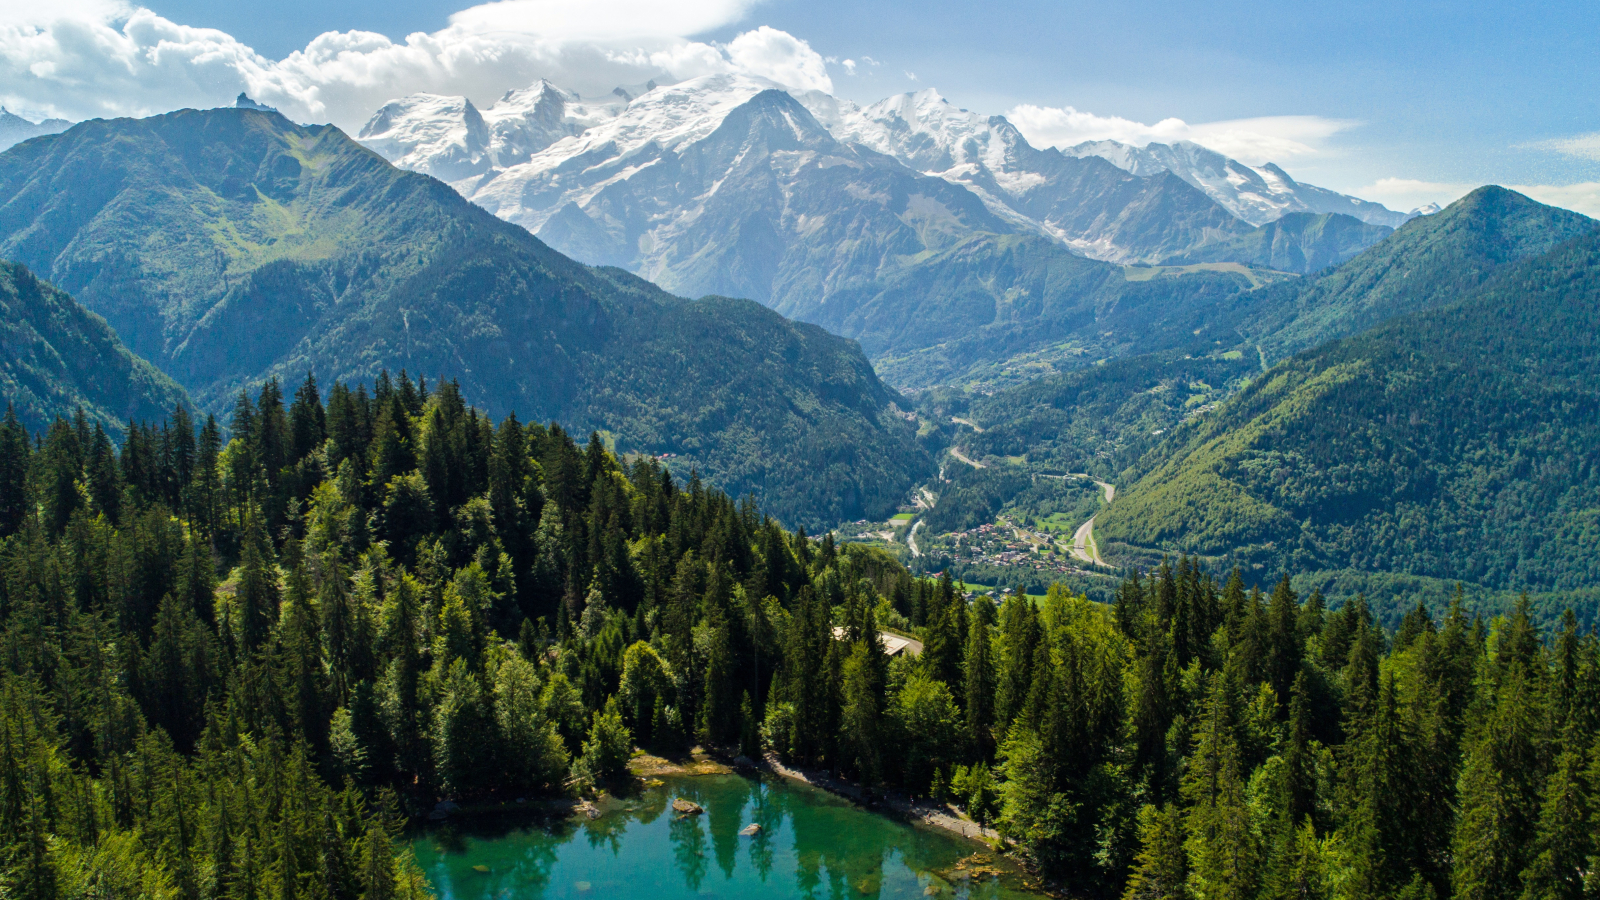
[234,93,278,113]
[1069,138,1407,228]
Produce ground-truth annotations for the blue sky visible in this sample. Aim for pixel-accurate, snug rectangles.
[7,0,1599,211]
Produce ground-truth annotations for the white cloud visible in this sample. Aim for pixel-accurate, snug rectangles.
[904,71,917,81]
[1520,132,1600,161]
[1355,177,1600,218]
[840,58,856,75]
[723,26,830,93]
[1515,183,1600,218]
[0,0,830,130]
[445,0,761,42]
[1006,103,1355,166]
[1355,178,1474,212]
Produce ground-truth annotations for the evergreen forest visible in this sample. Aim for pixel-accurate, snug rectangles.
[1,371,1598,900]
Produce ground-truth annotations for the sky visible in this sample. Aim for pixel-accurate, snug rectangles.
[2,0,1597,214]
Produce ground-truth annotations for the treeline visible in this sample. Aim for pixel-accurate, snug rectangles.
[2,372,1598,900]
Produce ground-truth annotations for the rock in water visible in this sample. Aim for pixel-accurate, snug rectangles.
[671,798,703,815]
[740,823,761,836]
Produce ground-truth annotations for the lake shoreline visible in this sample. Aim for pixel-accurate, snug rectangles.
[749,753,1003,845]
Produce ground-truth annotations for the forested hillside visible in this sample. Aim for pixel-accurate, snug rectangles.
[0,261,190,437]
[874,260,1262,391]
[1161,212,1394,274]
[2,383,1596,900]
[1100,221,1600,594]
[0,107,927,527]
[1234,186,1594,363]
[958,351,1258,479]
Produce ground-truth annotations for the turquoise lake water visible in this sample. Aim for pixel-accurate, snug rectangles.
[410,773,1050,900]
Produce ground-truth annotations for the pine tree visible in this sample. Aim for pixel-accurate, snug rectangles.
[698,567,737,746]
[1516,741,1592,900]
[1264,576,1300,712]
[1183,675,1258,900]
[839,640,882,787]
[191,414,224,541]
[0,406,30,537]
[289,374,326,462]
[965,595,997,760]
[236,509,280,653]
[1124,803,1188,900]
[995,592,1039,732]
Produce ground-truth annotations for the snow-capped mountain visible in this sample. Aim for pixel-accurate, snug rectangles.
[358,80,625,182]
[355,76,1406,386]
[797,88,1251,261]
[1067,139,1411,228]
[361,79,1255,265]
[460,74,782,236]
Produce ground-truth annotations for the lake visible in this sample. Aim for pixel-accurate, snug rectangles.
[411,773,1051,899]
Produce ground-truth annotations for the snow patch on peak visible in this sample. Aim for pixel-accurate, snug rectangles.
[519,73,784,166]
[357,81,629,181]
[798,87,1033,188]
[358,93,489,182]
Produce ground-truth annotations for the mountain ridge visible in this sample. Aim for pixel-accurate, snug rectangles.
[1098,204,1600,591]
[0,106,929,527]
[0,260,190,436]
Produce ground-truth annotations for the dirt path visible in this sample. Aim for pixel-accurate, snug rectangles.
[951,416,985,433]
[950,447,986,469]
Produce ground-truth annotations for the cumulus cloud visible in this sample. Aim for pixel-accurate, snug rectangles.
[1007,103,1355,165]
[722,26,831,92]
[0,0,831,130]
[1356,177,1600,218]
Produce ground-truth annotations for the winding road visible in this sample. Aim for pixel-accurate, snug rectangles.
[1069,477,1116,567]
[1071,515,1106,566]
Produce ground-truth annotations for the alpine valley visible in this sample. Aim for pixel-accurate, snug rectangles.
[5,23,1600,900]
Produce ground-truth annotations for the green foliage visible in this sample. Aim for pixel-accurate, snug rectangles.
[0,108,928,529]
[961,350,1257,481]
[1237,186,1595,365]
[4,363,1600,900]
[876,260,1256,391]
[578,697,632,781]
[1103,215,1600,601]
[0,261,190,438]
[1161,212,1393,275]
